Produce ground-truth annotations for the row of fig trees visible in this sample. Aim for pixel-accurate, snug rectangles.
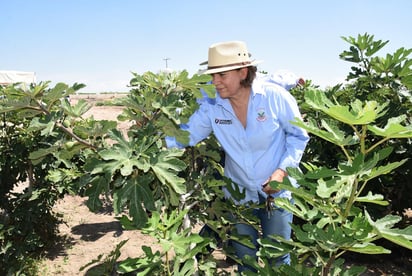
[1,33,411,275]
[244,34,412,275]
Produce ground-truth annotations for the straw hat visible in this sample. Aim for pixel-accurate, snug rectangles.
[199,41,262,74]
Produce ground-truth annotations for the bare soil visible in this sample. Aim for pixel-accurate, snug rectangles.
[39,195,159,275]
[38,93,411,275]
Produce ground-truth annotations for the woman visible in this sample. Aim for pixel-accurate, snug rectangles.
[167,40,309,272]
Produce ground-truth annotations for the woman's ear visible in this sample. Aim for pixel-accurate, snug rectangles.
[240,67,248,79]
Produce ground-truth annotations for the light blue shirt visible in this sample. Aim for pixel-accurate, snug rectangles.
[167,78,309,204]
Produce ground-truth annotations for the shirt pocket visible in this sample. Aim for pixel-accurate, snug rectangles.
[249,112,279,151]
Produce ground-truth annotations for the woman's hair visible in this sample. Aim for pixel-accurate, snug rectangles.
[240,66,257,88]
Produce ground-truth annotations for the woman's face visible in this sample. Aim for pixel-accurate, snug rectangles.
[211,68,247,99]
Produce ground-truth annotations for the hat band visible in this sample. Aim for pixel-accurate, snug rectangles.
[207,61,251,70]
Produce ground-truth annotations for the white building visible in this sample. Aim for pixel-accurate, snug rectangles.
[0,70,36,86]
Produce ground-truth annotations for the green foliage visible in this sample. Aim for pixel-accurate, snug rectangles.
[292,33,412,219]
[0,70,237,275]
[257,33,412,275]
[74,71,215,228]
[117,209,212,275]
[68,70,247,275]
[0,82,87,274]
[109,71,256,274]
[1,33,410,275]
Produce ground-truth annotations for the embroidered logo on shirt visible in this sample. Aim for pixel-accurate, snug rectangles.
[215,118,232,125]
[256,108,267,122]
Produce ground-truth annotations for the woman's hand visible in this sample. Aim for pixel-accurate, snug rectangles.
[262,168,287,195]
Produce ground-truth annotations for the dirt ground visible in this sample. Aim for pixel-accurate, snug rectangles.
[38,93,411,275]
[39,194,159,275]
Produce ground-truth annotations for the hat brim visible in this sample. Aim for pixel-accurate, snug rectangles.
[198,60,263,75]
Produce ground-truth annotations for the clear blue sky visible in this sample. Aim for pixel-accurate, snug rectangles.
[1,0,411,92]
